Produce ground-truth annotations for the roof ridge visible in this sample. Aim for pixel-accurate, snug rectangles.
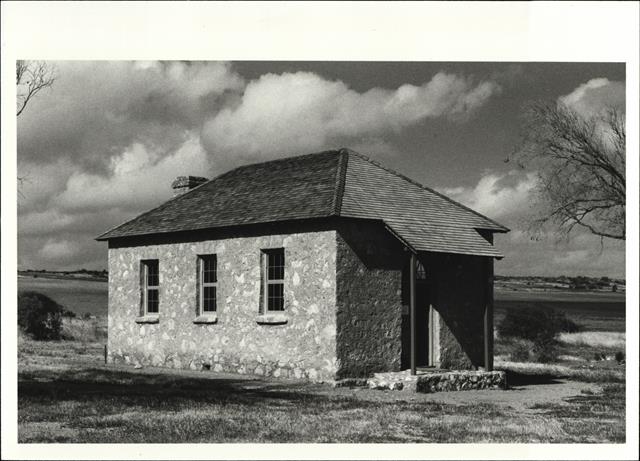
[342,148,509,233]
[229,149,342,174]
[332,149,349,215]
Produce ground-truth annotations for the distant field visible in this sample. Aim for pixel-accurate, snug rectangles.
[495,289,625,333]
[495,289,625,303]
[18,276,107,316]
[17,276,625,332]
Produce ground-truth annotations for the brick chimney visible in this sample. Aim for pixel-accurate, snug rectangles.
[171,176,208,197]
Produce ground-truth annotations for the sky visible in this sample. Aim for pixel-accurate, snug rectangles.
[16,61,626,277]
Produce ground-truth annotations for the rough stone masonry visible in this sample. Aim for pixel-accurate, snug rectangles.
[108,229,339,381]
[107,220,491,382]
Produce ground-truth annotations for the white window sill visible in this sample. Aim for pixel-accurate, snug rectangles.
[193,314,218,324]
[135,315,159,324]
[256,313,288,325]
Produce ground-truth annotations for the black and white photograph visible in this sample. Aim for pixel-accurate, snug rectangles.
[2,2,638,459]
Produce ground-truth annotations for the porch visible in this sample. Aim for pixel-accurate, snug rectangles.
[401,250,496,375]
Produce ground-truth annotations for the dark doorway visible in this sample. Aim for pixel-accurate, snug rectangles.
[401,258,431,369]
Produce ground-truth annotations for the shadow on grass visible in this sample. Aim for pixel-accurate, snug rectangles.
[18,366,452,442]
[18,366,380,412]
[505,370,564,387]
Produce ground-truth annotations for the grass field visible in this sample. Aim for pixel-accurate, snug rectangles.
[17,276,626,443]
[18,275,107,317]
[18,336,625,443]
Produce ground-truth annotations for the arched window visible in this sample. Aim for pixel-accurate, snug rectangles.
[416,259,427,280]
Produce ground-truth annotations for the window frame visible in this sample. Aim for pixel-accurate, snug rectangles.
[198,254,218,315]
[262,248,285,313]
[141,259,159,315]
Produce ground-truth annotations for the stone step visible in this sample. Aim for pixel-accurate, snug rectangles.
[366,370,507,393]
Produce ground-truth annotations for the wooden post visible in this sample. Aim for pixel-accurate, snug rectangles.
[104,344,108,365]
[483,257,494,371]
[410,252,417,375]
[427,304,434,367]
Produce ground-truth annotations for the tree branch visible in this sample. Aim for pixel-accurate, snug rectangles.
[16,60,56,117]
[511,100,625,241]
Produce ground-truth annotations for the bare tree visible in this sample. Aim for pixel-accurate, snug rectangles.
[16,61,56,190]
[511,101,625,241]
[16,60,56,117]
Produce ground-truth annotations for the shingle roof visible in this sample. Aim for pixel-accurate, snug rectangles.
[339,151,507,258]
[97,148,508,257]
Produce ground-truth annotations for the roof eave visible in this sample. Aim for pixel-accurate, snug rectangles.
[383,223,418,254]
[478,225,510,234]
[95,214,341,242]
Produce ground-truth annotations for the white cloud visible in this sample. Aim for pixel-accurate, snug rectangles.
[559,78,625,118]
[55,134,211,213]
[17,159,76,213]
[38,239,80,261]
[19,210,77,237]
[202,71,501,160]
[441,170,537,220]
[552,249,592,267]
[17,61,244,166]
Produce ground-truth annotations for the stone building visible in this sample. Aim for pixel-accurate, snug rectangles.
[97,148,508,381]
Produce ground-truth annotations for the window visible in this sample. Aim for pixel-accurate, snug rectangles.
[198,255,217,314]
[416,260,427,280]
[263,248,285,312]
[141,260,159,315]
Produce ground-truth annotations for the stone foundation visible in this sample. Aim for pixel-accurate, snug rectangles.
[113,350,327,380]
[366,369,506,393]
[416,370,506,393]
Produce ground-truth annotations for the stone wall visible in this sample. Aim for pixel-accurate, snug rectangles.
[107,229,338,381]
[335,220,405,378]
[429,253,489,370]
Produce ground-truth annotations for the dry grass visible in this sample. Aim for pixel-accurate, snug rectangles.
[528,384,626,442]
[496,329,626,365]
[558,331,625,349]
[61,316,108,342]
[18,363,625,443]
[17,330,626,444]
